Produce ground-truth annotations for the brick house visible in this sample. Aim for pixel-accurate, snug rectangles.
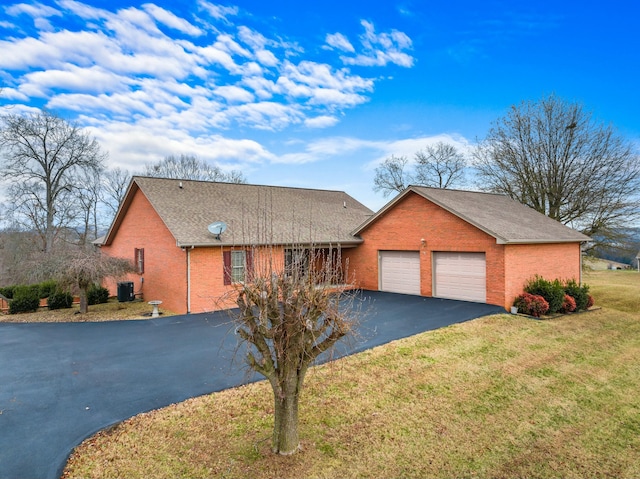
[99,178,590,313]
[98,177,374,314]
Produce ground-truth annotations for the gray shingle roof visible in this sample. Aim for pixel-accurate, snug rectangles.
[103,177,374,247]
[355,186,591,244]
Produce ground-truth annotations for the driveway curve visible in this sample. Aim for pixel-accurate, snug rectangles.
[0,292,504,479]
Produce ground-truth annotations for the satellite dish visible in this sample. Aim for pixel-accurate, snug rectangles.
[207,221,227,240]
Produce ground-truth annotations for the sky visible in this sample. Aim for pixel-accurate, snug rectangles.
[1,0,639,211]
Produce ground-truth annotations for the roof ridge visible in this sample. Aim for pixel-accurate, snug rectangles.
[133,175,351,195]
[409,185,507,198]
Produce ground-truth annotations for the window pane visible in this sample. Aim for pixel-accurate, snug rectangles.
[231,251,245,283]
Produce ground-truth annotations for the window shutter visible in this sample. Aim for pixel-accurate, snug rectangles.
[223,250,231,285]
[245,249,254,282]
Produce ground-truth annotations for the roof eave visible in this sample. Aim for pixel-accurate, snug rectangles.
[177,239,364,249]
[497,237,592,245]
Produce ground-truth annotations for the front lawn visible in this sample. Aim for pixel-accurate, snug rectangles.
[63,271,640,478]
[0,299,175,323]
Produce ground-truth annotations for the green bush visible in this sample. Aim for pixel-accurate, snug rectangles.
[9,285,41,314]
[88,284,109,305]
[524,276,565,314]
[38,280,59,299]
[47,291,73,310]
[564,279,590,311]
[0,285,16,299]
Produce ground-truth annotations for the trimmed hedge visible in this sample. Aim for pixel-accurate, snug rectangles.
[87,284,109,305]
[38,280,58,299]
[47,291,73,310]
[9,285,41,314]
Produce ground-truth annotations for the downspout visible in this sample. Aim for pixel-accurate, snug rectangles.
[187,247,191,314]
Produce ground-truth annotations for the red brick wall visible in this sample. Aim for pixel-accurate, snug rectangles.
[189,245,287,313]
[504,242,583,308]
[343,192,506,307]
[101,189,188,314]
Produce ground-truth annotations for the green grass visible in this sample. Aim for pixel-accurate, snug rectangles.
[63,270,640,478]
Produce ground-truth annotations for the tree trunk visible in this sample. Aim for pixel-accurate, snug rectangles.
[79,286,89,314]
[271,372,301,455]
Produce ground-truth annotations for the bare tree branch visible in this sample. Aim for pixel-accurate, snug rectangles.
[143,154,247,183]
[474,94,640,246]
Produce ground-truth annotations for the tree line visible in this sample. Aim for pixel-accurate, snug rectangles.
[0,109,246,286]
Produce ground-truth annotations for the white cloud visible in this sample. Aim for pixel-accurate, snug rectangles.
[304,115,339,128]
[197,1,239,22]
[5,2,60,19]
[213,85,255,103]
[324,32,355,53]
[272,134,473,166]
[0,1,417,174]
[339,20,414,68]
[85,120,274,172]
[142,3,203,36]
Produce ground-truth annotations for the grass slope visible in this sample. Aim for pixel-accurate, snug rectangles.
[64,271,640,478]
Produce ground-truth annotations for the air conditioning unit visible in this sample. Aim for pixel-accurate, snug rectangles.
[117,281,134,302]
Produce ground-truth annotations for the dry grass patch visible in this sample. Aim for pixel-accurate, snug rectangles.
[64,275,640,479]
[0,299,175,323]
[585,270,640,313]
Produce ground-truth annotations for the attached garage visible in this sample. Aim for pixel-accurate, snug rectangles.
[433,252,486,303]
[379,251,420,295]
[349,186,590,310]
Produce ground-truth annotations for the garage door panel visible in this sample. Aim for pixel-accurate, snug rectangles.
[379,251,420,295]
[434,252,486,303]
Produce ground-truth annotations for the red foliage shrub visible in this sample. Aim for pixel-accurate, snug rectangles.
[586,294,595,309]
[559,294,577,314]
[513,293,550,318]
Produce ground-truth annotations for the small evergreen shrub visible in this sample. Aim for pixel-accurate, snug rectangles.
[563,279,590,311]
[9,285,41,314]
[514,293,549,317]
[0,285,16,299]
[88,284,109,305]
[38,280,58,299]
[47,291,73,310]
[524,276,565,314]
[559,294,577,314]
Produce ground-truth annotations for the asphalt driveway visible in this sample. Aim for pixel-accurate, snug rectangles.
[0,291,504,479]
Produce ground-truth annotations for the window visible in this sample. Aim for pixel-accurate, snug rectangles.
[134,248,144,274]
[285,248,309,279]
[231,250,246,283]
[223,249,253,285]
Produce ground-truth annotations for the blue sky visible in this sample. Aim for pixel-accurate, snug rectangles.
[1,0,638,210]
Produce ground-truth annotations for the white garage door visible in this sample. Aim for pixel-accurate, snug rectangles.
[379,251,421,295]
[433,252,486,303]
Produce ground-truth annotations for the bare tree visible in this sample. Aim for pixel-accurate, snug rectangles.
[100,167,132,218]
[75,168,104,247]
[474,94,640,242]
[373,155,410,198]
[143,154,247,183]
[414,142,466,188]
[0,110,106,253]
[373,142,466,197]
[232,247,359,455]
